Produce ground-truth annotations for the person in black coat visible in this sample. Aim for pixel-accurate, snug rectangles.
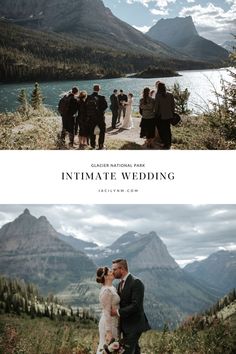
[110,89,119,129]
[118,90,128,123]
[111,259,150,354]
[77,90,89,148]
[87,84,108,150]
[60,86,79,147]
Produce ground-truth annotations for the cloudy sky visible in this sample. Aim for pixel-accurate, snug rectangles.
[0,204,235,267]
[103,0,236,44]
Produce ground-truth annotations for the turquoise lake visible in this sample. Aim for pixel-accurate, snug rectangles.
[0,68,232,113]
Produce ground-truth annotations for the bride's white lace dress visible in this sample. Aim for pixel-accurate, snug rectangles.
[96,285,120,354]
[121,97,133,129]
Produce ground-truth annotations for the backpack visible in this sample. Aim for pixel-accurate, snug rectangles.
[58,95,71,115]
[86,95,99,118]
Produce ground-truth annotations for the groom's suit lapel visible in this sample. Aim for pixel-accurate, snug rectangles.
[120,274,132,299]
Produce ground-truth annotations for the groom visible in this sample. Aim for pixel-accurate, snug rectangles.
[111,259,150,354]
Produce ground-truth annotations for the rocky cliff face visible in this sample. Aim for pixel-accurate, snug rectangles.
[148,16,198,48]
[147,16,229,62]
[106,231,178,270]
[0,209,95,294]
[0,208,73,253]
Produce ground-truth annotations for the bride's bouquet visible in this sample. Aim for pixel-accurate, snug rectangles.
[102,338,125,354]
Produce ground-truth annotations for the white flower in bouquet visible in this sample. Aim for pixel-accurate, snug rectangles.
[108,341,120,351]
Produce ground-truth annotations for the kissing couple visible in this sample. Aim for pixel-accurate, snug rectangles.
[96,258,150,354]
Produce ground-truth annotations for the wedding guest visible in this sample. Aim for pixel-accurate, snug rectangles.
[155,81,175,149]
[77,90,89,149]
[110,89,119,129]
[139,87,156,148]
[118,90,128,123]
[87,84,108,150]
[67,87,79,148]
[58,86,79,147]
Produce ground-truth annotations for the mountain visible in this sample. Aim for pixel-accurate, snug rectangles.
[60,231,218,328]
[0,1,221,83]
[97,231,179,270]
[147,16,229,63]
[0,0,179,58]
[221,40,236,53]
[0,210,223,329]
[0,209,96,294]
[185,250,236,294]
[57,233,99,253]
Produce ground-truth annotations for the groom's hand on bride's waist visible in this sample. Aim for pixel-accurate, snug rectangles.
[111,307,119,317]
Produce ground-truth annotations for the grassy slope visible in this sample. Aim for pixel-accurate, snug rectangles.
[0,309,236,354]
[1,111,235,150]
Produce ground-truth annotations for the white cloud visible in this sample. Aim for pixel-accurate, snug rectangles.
[176,255,207,268]
[126,0,176,9]
[1,204,236,261]
[133,25,151,33]
[219,243,236,251]
[179,2,236,43]
[150,8,169,15]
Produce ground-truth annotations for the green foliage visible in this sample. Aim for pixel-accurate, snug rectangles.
[132,65,180,78]
[0,275,98,325]
[206,36,236,141]
[17,89,30,117]
[0,286,236,354]
[171,82,191,114]
[1,81,236,150]
[0,89,59,149]
[0,20,215,83]
[31,82,44,110]
[0,315,98,354]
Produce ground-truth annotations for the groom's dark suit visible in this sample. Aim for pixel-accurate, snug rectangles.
[118,274,150,354]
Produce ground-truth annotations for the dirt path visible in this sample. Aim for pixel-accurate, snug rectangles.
[105,114,144,145]
[67,113,164,150]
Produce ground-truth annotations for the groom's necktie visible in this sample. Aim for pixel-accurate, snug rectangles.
[119,280,125,294]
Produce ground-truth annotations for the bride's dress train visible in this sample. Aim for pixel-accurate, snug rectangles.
[121,97,133,130]
[96,285,120,354]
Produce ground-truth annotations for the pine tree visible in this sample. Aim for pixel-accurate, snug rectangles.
[17,89,29,115]
[172,82,190,114]
[31,82,44,110]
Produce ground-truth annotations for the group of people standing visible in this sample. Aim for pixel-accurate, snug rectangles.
[59,84,107,150]
[58,81,175,150]
[139,81,175,149]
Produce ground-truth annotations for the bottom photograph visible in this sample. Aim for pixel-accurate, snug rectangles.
[0,204,235,354]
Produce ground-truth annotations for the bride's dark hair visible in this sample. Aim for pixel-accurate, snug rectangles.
[96,266,109,284]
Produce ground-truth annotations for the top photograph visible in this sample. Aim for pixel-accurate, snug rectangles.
[0,0,235,150]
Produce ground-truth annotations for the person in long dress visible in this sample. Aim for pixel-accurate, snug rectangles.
[96,266,120,354]
[155,81,175,149]
[139,87,156,148]
[121,93,134,130]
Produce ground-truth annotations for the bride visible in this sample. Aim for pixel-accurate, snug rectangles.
[121,93,134,130]
[96,267,120,353]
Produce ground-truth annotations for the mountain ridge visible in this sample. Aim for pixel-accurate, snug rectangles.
[0,0,181,58]
[185,250,236,295]
[0,209,96,294]
[0,209,224,328]
[147,16,229,63]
